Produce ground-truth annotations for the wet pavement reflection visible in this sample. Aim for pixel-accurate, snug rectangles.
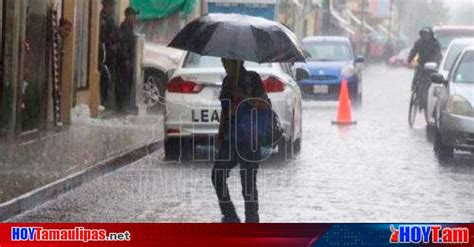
[10,65,474,222]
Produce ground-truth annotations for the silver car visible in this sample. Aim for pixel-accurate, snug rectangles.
[426,38,474,126]
[431,46,474,159]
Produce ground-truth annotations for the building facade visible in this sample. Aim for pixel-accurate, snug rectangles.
[1,0,130,138]
[278,0,323,38]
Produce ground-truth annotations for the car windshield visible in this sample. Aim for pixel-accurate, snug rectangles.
[303,41,353,61]
[443,43,472,71]
[435,30,474,49]
[453,51,474,84]
[183,52,270,68]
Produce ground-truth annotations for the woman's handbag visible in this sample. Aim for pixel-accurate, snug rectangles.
[235,101,283,149]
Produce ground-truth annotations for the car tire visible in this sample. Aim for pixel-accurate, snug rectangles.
[293,137,301,154]
[278,112,299,159]
[278,138,294,160]
[165,138,180,161]
[434,130,454,160]
[425,124,436,143]
[165,138,193,161]
[143,69,166,111]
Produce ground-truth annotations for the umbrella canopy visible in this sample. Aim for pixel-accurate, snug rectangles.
[169,13,308,63]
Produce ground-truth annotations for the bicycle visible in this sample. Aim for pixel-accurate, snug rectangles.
[408,66,433,128]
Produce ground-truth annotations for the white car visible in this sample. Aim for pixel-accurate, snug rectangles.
[426,38,474,126]
[141,43,185,108]
[164,52,303,160]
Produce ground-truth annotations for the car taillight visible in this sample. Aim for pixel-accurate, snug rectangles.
[263,77,285,93]
[167,77,204,94]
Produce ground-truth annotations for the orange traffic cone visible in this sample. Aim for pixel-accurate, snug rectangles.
[332,79,357,125]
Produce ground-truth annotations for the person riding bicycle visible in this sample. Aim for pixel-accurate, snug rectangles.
[407,27,442,110]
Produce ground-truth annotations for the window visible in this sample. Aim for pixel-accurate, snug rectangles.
[443,43,470,71]
[435,30,474,49]
[74,0,90,90]
[280,63,293,77]
[453,51,474,84]
[303,41,353,61]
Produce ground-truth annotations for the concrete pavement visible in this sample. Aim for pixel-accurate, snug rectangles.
[0,108,164,221]
[9,65,474,223]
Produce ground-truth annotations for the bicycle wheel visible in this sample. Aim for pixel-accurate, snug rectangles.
[408,90,418,128]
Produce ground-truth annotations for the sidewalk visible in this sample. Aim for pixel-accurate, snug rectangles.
[0,105,164,220]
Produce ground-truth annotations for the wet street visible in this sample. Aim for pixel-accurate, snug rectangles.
[10,64,474,222]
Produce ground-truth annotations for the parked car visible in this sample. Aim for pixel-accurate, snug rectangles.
[388,48,410,67]
[426,38,474,126]
[433,26,474,53]
[295,36,365,104]
[141,43,184,109]
[164,52,303,160]
[430,46,474,159]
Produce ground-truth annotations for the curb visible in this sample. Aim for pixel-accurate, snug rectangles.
[0,140,163,222]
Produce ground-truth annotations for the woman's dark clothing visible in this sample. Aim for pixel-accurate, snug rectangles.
[212,67,269,223]
[116,21,135,112]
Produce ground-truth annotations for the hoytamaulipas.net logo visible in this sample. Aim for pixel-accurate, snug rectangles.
[11,226,131,242]
[390,224,469,244]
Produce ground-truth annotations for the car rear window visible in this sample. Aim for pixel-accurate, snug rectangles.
[443,43,470,71]
[303,41,353,61]
[453,51,474,84]
[183,52,270,68]
[435,30,474,49]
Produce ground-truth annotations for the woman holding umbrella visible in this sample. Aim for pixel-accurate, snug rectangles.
[169,13,307,223]
[212,58,271,223]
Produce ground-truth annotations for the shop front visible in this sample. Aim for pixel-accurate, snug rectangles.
[0,0,104,139]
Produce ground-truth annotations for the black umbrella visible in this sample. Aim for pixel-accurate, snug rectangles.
[169,13,308,63]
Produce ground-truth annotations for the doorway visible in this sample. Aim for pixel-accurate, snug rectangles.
[19,0,48,132]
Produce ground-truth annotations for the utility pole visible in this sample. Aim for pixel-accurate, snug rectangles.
[389,0,394,38]
[322,0,331,35]
[361,0,367,34]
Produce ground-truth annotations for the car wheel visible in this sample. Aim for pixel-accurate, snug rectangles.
[293,136,301,154]
[278,138,293,160]
[143,70,166,110]
[434,130,454,160]
[425,125,436,143]
[294,108,302,154]
[165,138,180,161]
[278,112,299,159]
[165,138,193,161]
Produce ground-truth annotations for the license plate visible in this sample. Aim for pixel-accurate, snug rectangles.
[192,109,220,123]
[313,85,329,94]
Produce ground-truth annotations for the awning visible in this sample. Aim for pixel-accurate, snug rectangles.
[330,8,355,35]
[342,8,377,34]
[131,0,196,20]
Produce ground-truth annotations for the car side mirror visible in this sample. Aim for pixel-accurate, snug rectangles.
[424,62,438,71]
[166,69,176,82]
[355,56,365,63]
[431,73,446,85]
[296,68,309,81]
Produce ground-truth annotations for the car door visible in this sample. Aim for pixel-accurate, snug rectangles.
[435,56,459,127]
